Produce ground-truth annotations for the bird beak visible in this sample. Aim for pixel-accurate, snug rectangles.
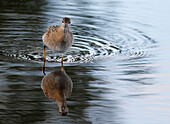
[59,112,67,116]
[64,24,67,33]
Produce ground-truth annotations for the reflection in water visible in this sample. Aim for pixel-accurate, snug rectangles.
[41,67,73,116]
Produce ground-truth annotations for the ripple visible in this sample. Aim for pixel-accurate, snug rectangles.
[0,27,157,64]
[0,34,120,63]
[0,0,157,64]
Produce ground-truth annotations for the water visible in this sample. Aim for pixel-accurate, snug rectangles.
[0,0,170,123]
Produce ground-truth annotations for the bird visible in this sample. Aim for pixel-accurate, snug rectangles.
[42,17,74,75]
[41,67,73,116]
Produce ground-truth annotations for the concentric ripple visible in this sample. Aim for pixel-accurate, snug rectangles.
[0,28,156,64]
[0,34,121,63]
[0,0,157,64]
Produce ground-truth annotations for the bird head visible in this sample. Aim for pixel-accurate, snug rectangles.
[62,17,71,33]
[58,100,68,116]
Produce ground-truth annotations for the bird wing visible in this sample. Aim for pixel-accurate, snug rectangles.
[42,25,60,42]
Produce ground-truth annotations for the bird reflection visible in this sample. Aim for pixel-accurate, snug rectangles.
[41,67,73,116]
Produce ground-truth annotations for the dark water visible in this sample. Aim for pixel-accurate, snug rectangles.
[0,0,170,123]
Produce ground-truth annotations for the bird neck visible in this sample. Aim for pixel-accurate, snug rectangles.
[56,90,67,113]
[56,89,65,104]
[60,24,69,34]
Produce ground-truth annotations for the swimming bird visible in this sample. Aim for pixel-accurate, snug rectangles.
[41,68,73,116]
[42,17,74,75]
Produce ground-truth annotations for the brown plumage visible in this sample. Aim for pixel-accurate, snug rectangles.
[41,68,73,116]
[42,17,74,75]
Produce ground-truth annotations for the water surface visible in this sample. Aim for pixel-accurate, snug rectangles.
[0,0,170,123]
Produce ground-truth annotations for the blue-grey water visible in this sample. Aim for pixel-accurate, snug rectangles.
[0,0,170,123]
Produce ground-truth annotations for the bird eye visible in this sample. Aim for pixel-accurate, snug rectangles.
[68,21,71,24]
[62,21,64,23]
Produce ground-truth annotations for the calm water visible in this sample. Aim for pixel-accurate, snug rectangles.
[0,0,170,123]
